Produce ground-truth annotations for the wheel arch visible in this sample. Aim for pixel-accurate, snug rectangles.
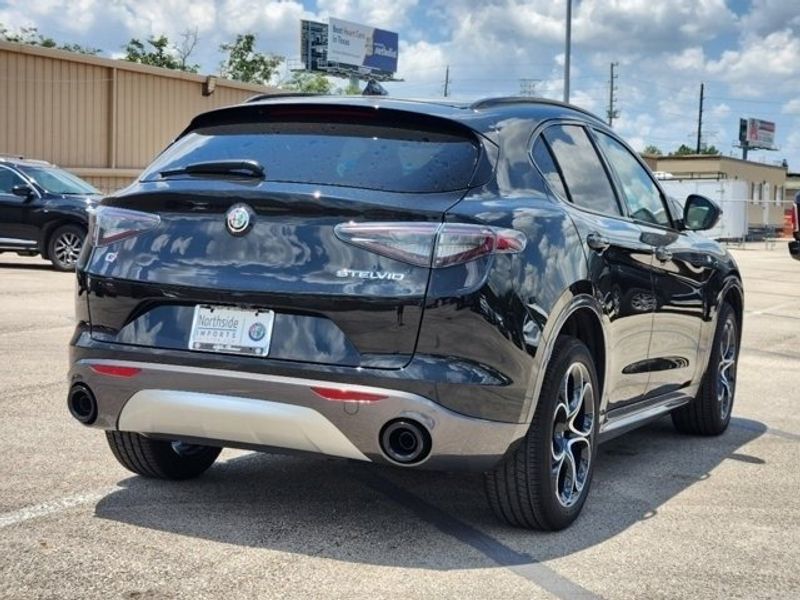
[720,276,744,333]
[522,290,608,425]
[39,219,87,260]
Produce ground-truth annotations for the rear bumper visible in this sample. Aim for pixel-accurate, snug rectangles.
[789,240,800,261]
[68,355,526,471]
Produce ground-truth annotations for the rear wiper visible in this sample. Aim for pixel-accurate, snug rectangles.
[160,159,265,179]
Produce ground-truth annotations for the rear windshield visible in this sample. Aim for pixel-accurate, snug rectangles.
[141,120,480,193]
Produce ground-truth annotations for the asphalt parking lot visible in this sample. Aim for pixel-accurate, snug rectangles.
[0,244,798,600]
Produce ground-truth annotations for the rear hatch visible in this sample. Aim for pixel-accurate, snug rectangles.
[84,104,491,369]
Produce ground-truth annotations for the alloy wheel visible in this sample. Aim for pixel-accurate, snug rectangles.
[717,317,737,420]
[551,361,595,508]
[53,231,83,267]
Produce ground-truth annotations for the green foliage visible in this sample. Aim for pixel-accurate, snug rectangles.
[123,35,199,73]
[342,81,362,95]
[219,34,283,84]
[282,71,332,94]
[643,145,663,156]
[0,23,100,55]
[669,143,720,156]
[670,144,696,156]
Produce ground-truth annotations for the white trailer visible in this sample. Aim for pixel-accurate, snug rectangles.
[658,178,749,240]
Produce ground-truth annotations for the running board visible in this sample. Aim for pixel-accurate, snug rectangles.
[599,392,692,443]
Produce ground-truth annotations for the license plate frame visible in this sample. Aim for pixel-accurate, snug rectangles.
[188,305,275,357]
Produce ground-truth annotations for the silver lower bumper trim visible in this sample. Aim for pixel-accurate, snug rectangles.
[119,389,369,462]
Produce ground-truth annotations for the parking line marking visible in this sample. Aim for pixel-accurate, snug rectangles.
[0,488,119,529]
[0,453,257,531]
[359,470,602,600]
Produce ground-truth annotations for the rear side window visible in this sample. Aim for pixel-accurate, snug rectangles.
[543,125,621,216]
[142,120,480,193]
[531,138,568,201]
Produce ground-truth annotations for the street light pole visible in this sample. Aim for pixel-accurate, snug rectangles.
[563,0,572,103]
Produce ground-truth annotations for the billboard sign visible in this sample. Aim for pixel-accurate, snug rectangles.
[742,118,776,149]
[327,18,399,75]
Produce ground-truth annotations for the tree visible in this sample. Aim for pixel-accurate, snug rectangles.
[669,143,720,156]
[643,145,662,156]
[123,35,198,72]
[342,81,362,95]
[282,71,332,94]
[670,144,695,156]
[176,28,200,72]
[1,23,100,55]
[219,34,283,84]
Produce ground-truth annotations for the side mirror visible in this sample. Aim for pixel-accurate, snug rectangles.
[683,194,721,231]
[11,184,34,200]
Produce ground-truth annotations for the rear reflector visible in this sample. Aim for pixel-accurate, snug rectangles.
[334,222,526,268]
[310,386,387,402]
[89,365,142,378]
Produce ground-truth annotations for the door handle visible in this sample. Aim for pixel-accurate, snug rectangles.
[655,246,673,262]
[586,232,610,253]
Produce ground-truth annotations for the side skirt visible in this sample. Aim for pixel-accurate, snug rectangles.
[599,391,692,443]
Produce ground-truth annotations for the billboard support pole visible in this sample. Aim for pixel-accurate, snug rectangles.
[563,0,572,103]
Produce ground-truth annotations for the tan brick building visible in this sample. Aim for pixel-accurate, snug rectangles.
[0,41,277,193]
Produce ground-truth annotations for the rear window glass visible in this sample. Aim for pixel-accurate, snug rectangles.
[142,121,480,193]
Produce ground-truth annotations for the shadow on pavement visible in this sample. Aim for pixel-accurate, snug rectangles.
[0,260,55,271]
[94,416,766,569]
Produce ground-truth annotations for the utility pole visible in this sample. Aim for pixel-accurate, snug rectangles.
[519,78,539,96]
[607,62,619,127]
[696,82,705,153]
[563,0,572,103]
[443,65,450,97]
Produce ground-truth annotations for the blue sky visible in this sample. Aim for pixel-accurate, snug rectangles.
[2,0,799,169]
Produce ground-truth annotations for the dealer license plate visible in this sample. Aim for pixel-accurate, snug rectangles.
[188,305,275,357]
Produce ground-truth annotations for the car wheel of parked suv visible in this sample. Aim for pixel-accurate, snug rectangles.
[48,224,86,271]
[671,302,739,436]
[485,336,598,530]
[105,431,221,479]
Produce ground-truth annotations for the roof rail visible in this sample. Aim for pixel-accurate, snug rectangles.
[0,154,53,166]
[469,96,602,120]
[245,92,324,103]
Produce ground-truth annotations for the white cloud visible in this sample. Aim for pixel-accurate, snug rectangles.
[316,0,419,29]
[706,29,800,96]
[739,0,800,36]
[782,99,800,115]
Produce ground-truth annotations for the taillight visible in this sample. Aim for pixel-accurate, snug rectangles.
[89,206,161,247]
[793,203,799,233]
[334,222,526,268]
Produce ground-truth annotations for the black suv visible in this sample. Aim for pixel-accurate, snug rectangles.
[68,97,743,530]
[0,156,100,270]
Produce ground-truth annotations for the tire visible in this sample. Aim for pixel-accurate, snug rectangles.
[106,431,221,480]
[671,302,739,436]
[485,336,599,530]
[48,224,86,271]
